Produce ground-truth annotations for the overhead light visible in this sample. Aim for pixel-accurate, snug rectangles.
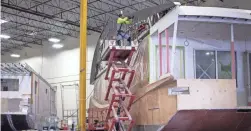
[29,32,37,36]
[52,43,64,49]
[206,52,210,56]
[48,38,60,43]
[0,19,8,24]
[173,2,181,6]
[0,34,11,39]
[10,54,20,58]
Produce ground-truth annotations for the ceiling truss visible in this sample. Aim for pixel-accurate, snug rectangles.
[1,0,185,54]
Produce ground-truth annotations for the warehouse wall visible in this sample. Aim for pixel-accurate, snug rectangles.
[1,33,100,120]
[150,34,251,106]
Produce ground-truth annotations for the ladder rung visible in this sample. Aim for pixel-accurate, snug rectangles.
[118,117,129,121]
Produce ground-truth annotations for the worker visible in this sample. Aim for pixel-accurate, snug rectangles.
[71,121,75,131]
[116,13,133,46]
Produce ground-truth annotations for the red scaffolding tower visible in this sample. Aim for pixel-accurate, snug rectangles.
[88,45,136,131]
[104,46,136,131]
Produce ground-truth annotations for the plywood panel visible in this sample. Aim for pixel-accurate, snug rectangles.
[139,96,149,125]
[152,109,160,125]
[158,81,177,124]
[177,79,237,110]
[131,77,177,125]
[146,89,160,125]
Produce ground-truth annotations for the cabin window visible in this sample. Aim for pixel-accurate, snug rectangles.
[1,79,19,91]
[217,51,232,79]
[195,50,237,80]
[195,50,216,79]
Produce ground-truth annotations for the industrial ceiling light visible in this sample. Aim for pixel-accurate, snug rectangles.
[48,38,60,43]
[173,2,181,6]
[0,34,11,39]
[10,54,20,58]
[29,31,37,36]
[0,19,8,24]
[52,43,64,49]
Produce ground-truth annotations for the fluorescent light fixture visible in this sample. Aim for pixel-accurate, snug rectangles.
[48,38,60,43]
[0,19,8,24]
[0,34,11,39]
[52,43,64,49]
[10,54,20,58]
[173,2,181,6]
[29,32,37,36]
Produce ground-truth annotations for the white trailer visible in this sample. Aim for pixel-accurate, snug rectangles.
[1,63,56,130]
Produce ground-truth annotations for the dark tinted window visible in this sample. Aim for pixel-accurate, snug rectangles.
[1,79,19,91]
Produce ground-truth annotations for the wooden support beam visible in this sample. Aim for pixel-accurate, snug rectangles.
[159,32,163,76]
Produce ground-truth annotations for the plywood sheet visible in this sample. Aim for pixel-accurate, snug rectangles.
[177,79,237,110]
[133,74,174,103]
[158,81,177,124]
[130,78,177,125]
[139,95,149,125]
[146,89,160,125]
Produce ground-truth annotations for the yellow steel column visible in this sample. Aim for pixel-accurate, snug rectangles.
[79,0,87,130]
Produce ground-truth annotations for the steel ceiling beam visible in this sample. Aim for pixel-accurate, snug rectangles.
[3,29,46,42]
[88,6,118,17]
[30,0,80,15]
[1,37,42,46]
[5,20,77,38]
[1,1,102,33]
[1,11,80,33]
[2,9,102,33]
[89,0,147,18]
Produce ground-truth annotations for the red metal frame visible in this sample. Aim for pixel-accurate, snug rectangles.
[87,108,109,130]
[87,46,136,131]
[159,32,163,76]
[104,47,136,131]
[165,29,170,73]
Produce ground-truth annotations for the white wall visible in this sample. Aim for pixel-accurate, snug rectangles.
[150,33,251,106]
[1,33,100,120]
